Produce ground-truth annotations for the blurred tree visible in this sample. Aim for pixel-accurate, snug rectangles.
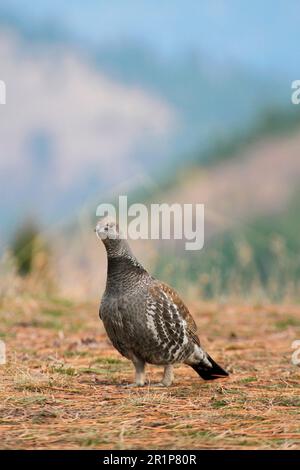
[11,220,46,276]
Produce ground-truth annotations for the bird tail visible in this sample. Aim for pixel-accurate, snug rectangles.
[191,354,229,380]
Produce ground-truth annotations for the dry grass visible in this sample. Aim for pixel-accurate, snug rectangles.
[1,289,300,450]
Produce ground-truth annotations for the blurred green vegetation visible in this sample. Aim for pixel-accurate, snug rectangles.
[154,191,300,301]
[11,220,48,276]
[145,107,300,301]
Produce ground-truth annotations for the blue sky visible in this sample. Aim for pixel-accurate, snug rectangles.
[1,0,299,77]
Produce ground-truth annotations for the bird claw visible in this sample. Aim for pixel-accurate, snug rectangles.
[155,382,171,387]
[122,382,145,388]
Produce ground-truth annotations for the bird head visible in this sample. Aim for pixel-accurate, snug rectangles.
[95,216,120,241]
[95,216,145,270]
[95,216,138,261]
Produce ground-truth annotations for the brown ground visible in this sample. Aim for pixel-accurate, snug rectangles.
[1,292,300,449]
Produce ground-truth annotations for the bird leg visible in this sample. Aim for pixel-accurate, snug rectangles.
[132,358,146,387]
[160,364,174,387]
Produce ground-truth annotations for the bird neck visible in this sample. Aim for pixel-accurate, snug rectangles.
[103,239,147,294]
[102,237,133,258]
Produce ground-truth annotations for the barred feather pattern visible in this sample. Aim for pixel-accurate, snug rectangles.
[145,284,194,364]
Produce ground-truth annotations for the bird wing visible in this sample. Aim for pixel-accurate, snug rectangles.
[146,281,201,355]
[154,281,200,346]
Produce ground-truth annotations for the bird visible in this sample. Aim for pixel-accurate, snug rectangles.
[96,216,229,387]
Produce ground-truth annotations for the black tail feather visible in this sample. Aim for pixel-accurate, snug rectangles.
[191,354,229,381]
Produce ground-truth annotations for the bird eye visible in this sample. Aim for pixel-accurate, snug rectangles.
[104,226,108,231]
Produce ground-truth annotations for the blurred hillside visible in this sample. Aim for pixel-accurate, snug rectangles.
[0,3,294,243]
[153,111,300,301]
[38,109,300,302]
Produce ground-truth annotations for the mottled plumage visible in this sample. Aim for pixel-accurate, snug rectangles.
[96,217,229,386]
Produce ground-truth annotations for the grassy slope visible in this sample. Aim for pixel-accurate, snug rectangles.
[151,110,300,301]
[1,289,300,449]
[49,107,300,301]
[155,192,300,301]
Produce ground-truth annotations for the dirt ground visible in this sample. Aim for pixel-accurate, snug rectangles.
[1,293,300,449]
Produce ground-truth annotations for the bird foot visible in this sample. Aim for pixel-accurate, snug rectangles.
[157,365,174,387]
[122,382,145,388]
[155,381,172,387]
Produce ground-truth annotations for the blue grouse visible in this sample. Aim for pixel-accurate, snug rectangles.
[96,216,229,386]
